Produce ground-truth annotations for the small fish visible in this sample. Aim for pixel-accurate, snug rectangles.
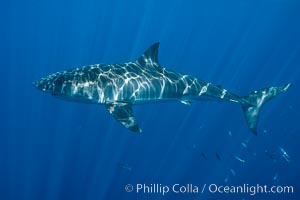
[230,169,236,176]
[224,175,229,183]
[228,131,232,136]
[278,146,291,163]
[273,173,278,181]
[216,153,222,161]
[241,142,248,148]
[234,155,245,163]
[201,152,208,160]
[118,163,132,171]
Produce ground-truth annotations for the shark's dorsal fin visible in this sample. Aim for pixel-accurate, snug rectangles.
[136,42,160,66]
[105,102,142,133]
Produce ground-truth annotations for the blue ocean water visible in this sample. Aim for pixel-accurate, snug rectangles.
[1,0,300,199]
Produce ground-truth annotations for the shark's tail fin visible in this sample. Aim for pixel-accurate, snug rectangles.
[241,83,291,135]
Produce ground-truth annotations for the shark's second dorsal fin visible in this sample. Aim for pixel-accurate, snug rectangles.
[136,42,160,66]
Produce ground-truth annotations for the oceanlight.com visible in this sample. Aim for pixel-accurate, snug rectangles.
[208,184,294,196]
[124,183,294,196]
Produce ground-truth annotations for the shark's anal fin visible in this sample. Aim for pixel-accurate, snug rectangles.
[105,103,142,133]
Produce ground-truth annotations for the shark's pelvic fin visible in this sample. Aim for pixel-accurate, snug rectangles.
[180,100,192,105]
[241,83,291,135]
[136,42,160,66]
[105,103,142,133]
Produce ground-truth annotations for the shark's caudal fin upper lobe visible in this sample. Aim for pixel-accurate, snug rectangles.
[241,83,291,135]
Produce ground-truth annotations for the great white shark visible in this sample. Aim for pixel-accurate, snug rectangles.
[33,43,291,134]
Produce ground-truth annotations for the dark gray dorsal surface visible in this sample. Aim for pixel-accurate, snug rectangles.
[33,43,291,134]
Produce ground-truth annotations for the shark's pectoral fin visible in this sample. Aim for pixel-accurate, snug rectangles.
[105,103,142,133]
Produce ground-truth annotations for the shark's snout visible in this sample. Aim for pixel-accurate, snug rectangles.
[33,72,70,94]
[32,80,39,88]
[32,78,51,92]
